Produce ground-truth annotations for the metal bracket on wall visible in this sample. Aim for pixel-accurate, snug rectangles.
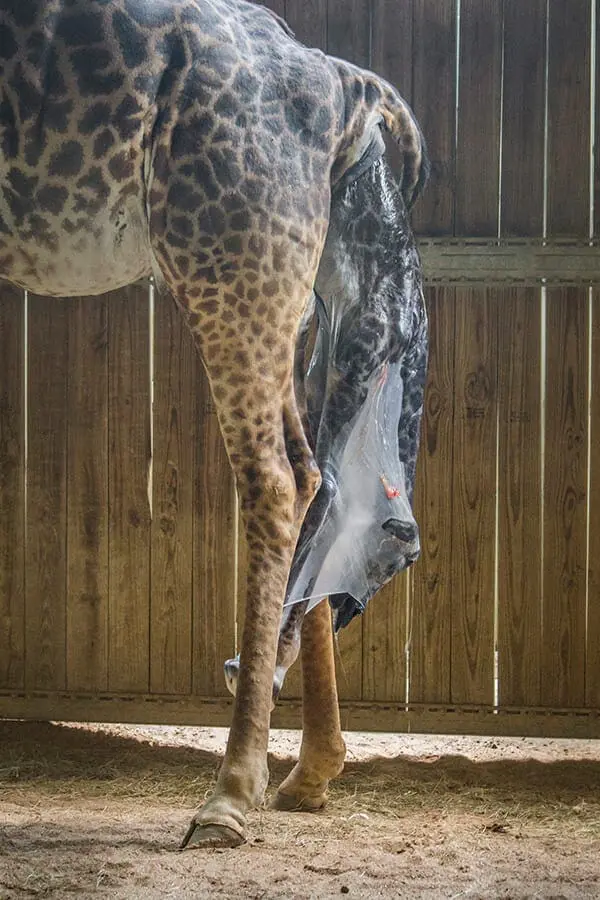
[418,239,600,287]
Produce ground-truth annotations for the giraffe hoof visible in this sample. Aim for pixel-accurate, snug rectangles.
[180,822,246,850]
[270,790,327,812]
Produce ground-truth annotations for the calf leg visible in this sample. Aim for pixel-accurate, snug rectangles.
[272,597,346,811]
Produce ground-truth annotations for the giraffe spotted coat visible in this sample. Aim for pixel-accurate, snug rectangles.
[0,0,427,849]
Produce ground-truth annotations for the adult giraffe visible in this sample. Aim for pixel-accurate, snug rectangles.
[0,0,428,847]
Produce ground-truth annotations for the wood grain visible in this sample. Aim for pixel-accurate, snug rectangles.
[547,0,592,237]
[0,284,24,689]
[334,614,363,702]
[192,361,237,698]
[108,285,152,692]
[371,0,414,183]
[371,0,413,91]
[542,288,588,708]
[25,296,69,691]
[588,287,600,707]
[326,0,370,66]
[254,0,285,19]
[501,0,547,237]
[362,573,409,702]
[450,289,497,705]
[596,4,600,239]
[497,288,542,706]
[150,294,194,695]
[455,0,503,235]
[4,692,600,737]
[284,0,326,48]
[410,287,455,704]
[66,297,109,691]
[412,0,457,235]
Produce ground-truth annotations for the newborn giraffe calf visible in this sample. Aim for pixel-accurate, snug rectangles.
[0,0,428,848]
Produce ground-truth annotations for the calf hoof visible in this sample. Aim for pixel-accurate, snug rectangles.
[270,790,327,812]
[180,821,246,850]
[224,654,284,706]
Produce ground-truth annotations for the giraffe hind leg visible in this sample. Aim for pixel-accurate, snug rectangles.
[180,282,322,848]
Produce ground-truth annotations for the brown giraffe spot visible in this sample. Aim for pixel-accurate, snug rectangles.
[48,141,84,177]
[174,255,190,275]
[36,184,68,214]
[150,208,166,235]
[224,234,243,254]
[263,279,278,297]
[194,266,218,285]
[108,149,135,181]
[198,299,218,315]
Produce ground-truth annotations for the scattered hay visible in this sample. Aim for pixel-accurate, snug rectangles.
[1,720,599,839]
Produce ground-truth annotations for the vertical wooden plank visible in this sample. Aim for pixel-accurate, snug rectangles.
[371,0,414,184]
[455,0,503,235]
[26,296,68,691]
[254,0,285,19]
[0,284,25,689]
[595,0,600,239]
[497,288,542,707]
[412,0,457,235]
[588,287,600,708]
[362,575,408,702]
[544,0,592,708]
[371,0,413,91]
[192,364,237,698]
[334,615,363,702]
[542,288,588,708]
[150,293,194,695]
[66,298,109,691]
[327,0,370,67]
[501,0,547,237]
[450,289,497,705]
[547,0,591,237]
[284,0,327,48]
[108,285,151,693]
[410,288,455,704]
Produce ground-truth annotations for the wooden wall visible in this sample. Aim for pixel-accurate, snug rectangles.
[1,0,599,735]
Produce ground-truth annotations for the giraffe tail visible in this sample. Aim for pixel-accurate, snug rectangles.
[375,81,429,209]
[333,59,429,209]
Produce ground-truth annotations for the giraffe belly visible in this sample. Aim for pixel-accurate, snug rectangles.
[0,197,153,297]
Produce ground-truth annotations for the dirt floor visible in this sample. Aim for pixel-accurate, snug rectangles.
[1,721,599,899]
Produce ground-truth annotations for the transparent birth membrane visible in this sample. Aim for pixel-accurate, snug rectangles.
[284,155,428,631]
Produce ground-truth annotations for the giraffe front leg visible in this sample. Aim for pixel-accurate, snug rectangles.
[272,597,346,811]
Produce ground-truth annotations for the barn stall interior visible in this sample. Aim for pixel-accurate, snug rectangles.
[1,0,600,897]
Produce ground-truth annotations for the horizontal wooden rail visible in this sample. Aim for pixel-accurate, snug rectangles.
[4,239,600,301]
[2,692,599,739]
[419,239,600,286]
